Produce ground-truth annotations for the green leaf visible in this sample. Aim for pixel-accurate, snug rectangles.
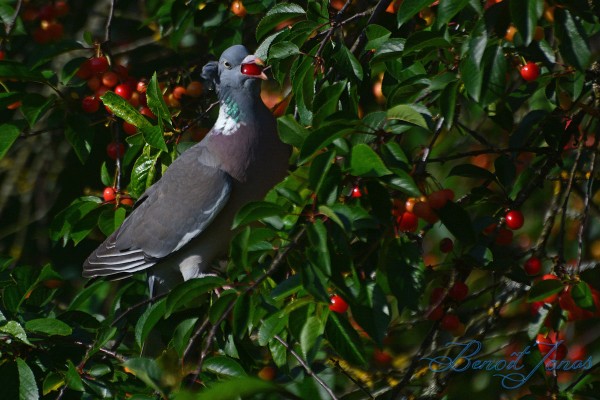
[165,276,226,317]
[65,114,95,163]
[306,219,331,276]
[0,124,20,159]
[572,282,595,311]
[17,359,38,400]
[436,0,469,29]
[335,46,363,81]
[0,61,47,82]
[256,3,306,41]
[350,144,392,177]
[233,201,284,229]
[277,115,308,147]
[177,377,279,400]
[129,148,161,198]
[300,316,323,359]
[528,279,563,302]
[449,163,496,180]
[365,24,391,51]
[233,294,253,338]
[403,31,452,56]
[122,358,165,395]
[172,318,199,357]
[42,372,64,396]
[440,81,459,129]
[21,93,55,127]
[135,298,167,348]
[258,312,288,346]
[387,104,428,129]
[372,38,406,62]
[325,312,367,366]
[268,41,300,60]
[437,201,476,245]
[378,238,424,314]
[480,44,507,106]
[509,0,542,45]
[299,122,354,163]
[49,197,101,245]
[350,283,391,346]
[65,360,85,392]
[25,318,72,336]
[384,170,421,197]
[397,0,436,25]
[101,91,167,151]
[203,356,247,377]
[0,321,31,344]
[554,9,592,71]
[146,72,171,126]
[313,81,347,126]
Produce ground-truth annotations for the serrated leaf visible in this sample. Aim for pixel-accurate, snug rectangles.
[325,313,367,366]
[135,298,167,348]
[572,282,595,311]
[335,46,363,81]
[300,316,323,359]
[372,38,406,62]
[21,93,55,127]
[277,115,308,147]
[268,41,300,60]
[387,104,428,129]
[256,3,306,41]
[350,144,392,177]
[258,312,288,346]
[509,0,542,46]
[203,356,247,377]
[0,124,20,159]
[554,9,592,71]
[165,276,226,317]
[0,321,32,345]
[101,91,167,151]
[25,318,72,336]
[365,24,391,51]
[122,358,164,395]
[384,170,421,197]
[233,201,284,229]
[100,162,112,187]
[0,61,47,82]
[65,360,85,392]
[299,123,354,163]
[65,114,95,164]
[146,72,171,126]
[17,359,38,400]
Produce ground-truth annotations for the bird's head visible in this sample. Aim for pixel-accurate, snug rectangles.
[201,45,267,95]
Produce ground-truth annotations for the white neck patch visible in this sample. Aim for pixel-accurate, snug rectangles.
[212,102,245,136]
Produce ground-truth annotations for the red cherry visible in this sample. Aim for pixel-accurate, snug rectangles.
[427,305,444,321]
[103,187,116,202]
[113,64,129,79]
[172,86,187,100]
[136,80,148,93]
[89,56,109,74]
[139,106,156,119]
[520,62,540,82]
[120,197,134,207]
[241,63,263,76]
[102,71,119,88]
[524,256,542,276]
[373,349,393,366]
[441,314,460,331]
[448,282,469,302]
[53,1,70,17]
[430,287,446,304]
[114,84,133,100]
[329,295,349,313]
[87,76,101,91]
[397,211,418,232]
[123,121,137,135]
[38,4,56,21]
[439,238,454,253]
[0,51,5,61]
[351,186,362,198]
[428,189,452,210]
[505,209,524,230]
[76,60,92,80]
[81,96,100,113]
[106,142,125,160]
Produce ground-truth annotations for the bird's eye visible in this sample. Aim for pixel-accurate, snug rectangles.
[223,61,232,69]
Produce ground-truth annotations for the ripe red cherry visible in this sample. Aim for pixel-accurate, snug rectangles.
[351,186,362,198]
[329,295,349,313]
[397,211,418,232]
[441,314,460,331]
[123,121,137,135]
[0,50,5,60]
[520,62,540,82]
[120,197,134,207]
[89,56,109,74]
[106,142,125,160]
[140,106,156,119]
[505,209,524,230]
[524,256,542,276]
[373,349,393,366]
[103,187,116,202]
[102,71,119,88]
[429,287,446,304]
[448,282,469,302]
[427,305,444,321]
[241,63,263,76]
[38,4,56,21]
[114,84,133,100]
[81,96,99,113]
[439,238,454,253]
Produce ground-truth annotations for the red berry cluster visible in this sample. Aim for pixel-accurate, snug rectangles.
[22,1,69,44]
[426,281,469,336]
[391,189,455,234]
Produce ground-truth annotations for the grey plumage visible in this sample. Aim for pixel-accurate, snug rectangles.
[83,45,289,292]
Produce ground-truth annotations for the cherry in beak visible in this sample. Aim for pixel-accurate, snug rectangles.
[241,55,268,80]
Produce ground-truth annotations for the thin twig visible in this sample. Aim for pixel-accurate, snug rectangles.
[3,0,23,37]
[274,335,339,400]
[104,0,116,43]
[427,146,553,163]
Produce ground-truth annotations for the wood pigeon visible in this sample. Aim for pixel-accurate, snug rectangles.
[83,45,290,293]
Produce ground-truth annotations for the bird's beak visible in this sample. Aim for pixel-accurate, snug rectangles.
[241,55,268,80]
